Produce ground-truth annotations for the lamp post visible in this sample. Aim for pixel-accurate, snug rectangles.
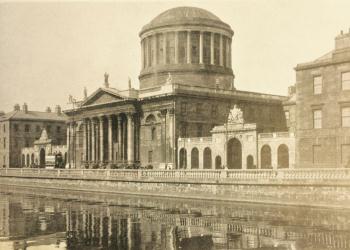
[68,95,78,169]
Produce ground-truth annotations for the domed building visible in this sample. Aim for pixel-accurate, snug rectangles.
[139,7,234,91]
[64,7,292,170]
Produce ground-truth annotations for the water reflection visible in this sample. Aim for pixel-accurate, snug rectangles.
[0,186,350,249]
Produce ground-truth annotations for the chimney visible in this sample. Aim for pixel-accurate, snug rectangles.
[335,29,350,50]
[55,105,61,115]
[104,72,109,88]
[22,103,28,113]
[14,104,20,111]
[288,85,296,96]
[46,107,51,113]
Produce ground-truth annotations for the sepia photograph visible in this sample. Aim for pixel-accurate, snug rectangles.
[0,0,350,249]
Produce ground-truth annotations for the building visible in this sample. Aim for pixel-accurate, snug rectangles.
[64,7,291,169]
[295,29,350,168]
[0,103,67,168]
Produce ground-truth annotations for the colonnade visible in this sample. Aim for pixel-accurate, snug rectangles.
[66,113,137,168]
[141,30,232,69]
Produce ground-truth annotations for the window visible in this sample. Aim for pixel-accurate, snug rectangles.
[151,127,156,141]
[14,139,18,148]
[148,151,153,163]
[342,107,350,127]
[14,124,19,132]
[3,137,5,148]
[285,111,290,121]
[313,76,322,94]
[47,125,51,133]
[196,103,203,114]
[25,139,29,147]
[313,145,322,164]
[181,102,187,113]
[342,72,350,90]
[24,124,30,132]
[56,126,61,133]
[313,109,322,129]
[211,105,218,117]
[3,124,5,133]
[197,124,203,137]
[181,123,187,137]
[36,125,41,132]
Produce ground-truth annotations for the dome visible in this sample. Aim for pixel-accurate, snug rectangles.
[140,7,232,35]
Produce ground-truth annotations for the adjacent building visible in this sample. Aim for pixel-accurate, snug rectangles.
[64,7,290,169]
[295,30,350,168]
[0,104,67,168]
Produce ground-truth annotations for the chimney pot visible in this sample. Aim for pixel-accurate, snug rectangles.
[14,104,20,111]
[46,107,51,113]
[22,103,28,113]
[55,105,61,115]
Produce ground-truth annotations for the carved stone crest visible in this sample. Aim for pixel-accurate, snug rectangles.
[228,105,244,124]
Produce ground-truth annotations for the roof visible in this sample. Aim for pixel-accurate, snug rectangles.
[140,6,233,35]
[0,110,67,122]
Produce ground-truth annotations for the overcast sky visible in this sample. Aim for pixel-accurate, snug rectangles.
[0,0,349,112]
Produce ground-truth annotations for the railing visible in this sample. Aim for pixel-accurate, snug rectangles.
[1,168,350,184]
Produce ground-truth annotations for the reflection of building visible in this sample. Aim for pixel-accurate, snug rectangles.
[0,104,67,168]
[21,128,67,167]
[295,30,350,168]
[64,7,290,169]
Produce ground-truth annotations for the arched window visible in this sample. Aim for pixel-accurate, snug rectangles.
[247,155,254,169]
[145,114,156,124]
[151,127,156,141]
[261,145,272,169]
[278,144,289,168]
[191,148,199,169]
[22,154,25,167]
[31,153,35,165]
[179,148,187,169]
[215,156,222,169]
[203,147,212,169]
[26,154,30,167]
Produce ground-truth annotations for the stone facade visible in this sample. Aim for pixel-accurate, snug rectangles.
[0,104,67,168]
[64,7,290,170]
[295,30,350,168]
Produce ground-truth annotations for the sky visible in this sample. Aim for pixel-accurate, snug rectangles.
[0,0,349,112]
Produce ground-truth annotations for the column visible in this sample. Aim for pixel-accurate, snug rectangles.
[117,116,123,161]
[163,32,167,64]
[70,123,75,168]
[91,120,96,163]
[187,30,191,63]
[168,108,175,168]
[123,119,127,161]
[141,39,144,69]
[174,31,179,64]
[199,31,203,64]
[99,116,104,164]
[153,35,158,65]
[82,120,86,163]
[127,113,134,164]
[87,120,91,162]
[108,115,113,164]
[219,34,224,66]
[210,33,214,65]
[66,123,70,167]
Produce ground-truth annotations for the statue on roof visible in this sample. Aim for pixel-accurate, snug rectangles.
[104,72,109,88]
[166,72,173,85]
[128,77,132,89]
[83,87,87,100]
[228,105,244,124]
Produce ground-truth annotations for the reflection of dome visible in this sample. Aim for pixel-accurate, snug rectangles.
[139,7,234,91]
[141,7,232,34]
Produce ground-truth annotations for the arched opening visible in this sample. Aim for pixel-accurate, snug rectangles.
[26,154,30,167]
[179,148,187,169]
[203,147,212,169]
[151,127,156,141]
[227,138,242,169]
[145,114,156,124]
[64,152,67,166]
[31,153,35,166]
[261,145,272,169]
[22,154,25,167]
[39,148,45,168]
[247,155,254,169]
[278,144,289,168]
[215,156,222,169]
[191,147,199,169]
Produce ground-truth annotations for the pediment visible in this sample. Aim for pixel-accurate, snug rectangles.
[82,88,126,107]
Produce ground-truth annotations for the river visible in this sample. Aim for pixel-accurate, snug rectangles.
[0,185,350,249]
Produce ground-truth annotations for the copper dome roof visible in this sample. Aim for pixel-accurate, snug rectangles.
[140,6,233,36]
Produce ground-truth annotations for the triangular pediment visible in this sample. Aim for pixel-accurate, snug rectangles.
[81,88,126,107]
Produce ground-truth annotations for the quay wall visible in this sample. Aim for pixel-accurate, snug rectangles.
[0,168,350,208]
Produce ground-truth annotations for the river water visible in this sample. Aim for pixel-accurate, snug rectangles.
[0,185,350,250]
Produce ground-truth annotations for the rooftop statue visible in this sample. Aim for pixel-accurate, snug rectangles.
[228,105,244,124]
[166,72,173,85]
